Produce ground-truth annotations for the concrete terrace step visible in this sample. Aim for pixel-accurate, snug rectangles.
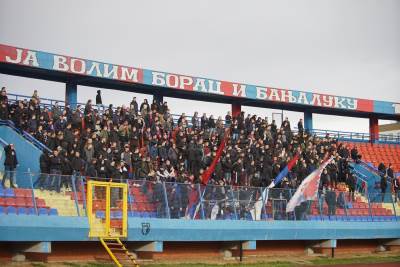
[33,189,86,216]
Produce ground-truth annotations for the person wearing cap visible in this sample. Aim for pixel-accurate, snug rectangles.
[2,144,18,188]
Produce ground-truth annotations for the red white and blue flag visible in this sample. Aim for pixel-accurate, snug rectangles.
[250,153,300,220]
[268,153,300,188]
[286,157,333,213]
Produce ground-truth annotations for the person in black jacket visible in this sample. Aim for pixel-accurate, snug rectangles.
[49,149,62,192]
[34,152,50,190]
[2,144,18,188]
[393,176,399,203]
[96,90,102,105]
[380,174,388,202]
[325,187,337,216]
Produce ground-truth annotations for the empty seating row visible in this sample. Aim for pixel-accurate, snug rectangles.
[0,206,58,215]
[307,215,398,222]
[0,197,47,208]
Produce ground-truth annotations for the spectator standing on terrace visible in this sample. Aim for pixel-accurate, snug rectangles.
[378,162,386,173]
[347,172,356,202]
[350,146,358,161]
[326,187,337,216]
[380,174,388,202]
[0,101,9,120]
[35,151,49,190]
[49,149,62,192]
[386,163,394,179]
[297,119,304,135]
[96,90,102,106]
[0,87,8,103]
[2,144,18,188]
[393,176,399,203]
[327,159,338,189]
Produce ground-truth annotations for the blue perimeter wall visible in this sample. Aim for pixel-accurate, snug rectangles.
[0,126,41,186]
[0,216,399,242]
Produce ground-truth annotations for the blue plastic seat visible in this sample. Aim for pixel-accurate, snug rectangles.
[4,189,15,198]
[336,216,344,221]
[7,206,17,214]
[0,188,4,197]
[329,215,337,221]
[0,206,4,214]
[17,207,27,215]
[96,211,105,219]
[38,208,48,215]
[322,215,329,221]
[49,208,58,216]
[111,211,122,219]
[27,208,36,215]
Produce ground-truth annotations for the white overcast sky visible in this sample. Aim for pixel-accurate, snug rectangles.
[0,0,399,132]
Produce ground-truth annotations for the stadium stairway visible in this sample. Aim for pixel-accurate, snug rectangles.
[100,237,139,267]
[350,161,393,202]
[0,120,45,187]
[34,190,85,216]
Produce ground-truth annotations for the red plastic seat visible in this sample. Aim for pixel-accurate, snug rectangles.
[5,198,16,207]
[36,199,47,208]
[15,197,26,207]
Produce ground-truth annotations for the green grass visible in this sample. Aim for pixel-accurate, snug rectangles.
[57,254,400,267]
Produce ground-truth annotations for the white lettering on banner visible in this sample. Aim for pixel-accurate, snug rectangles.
[233,84,247,97]
[322,95,334,107]
[393,104,400,114]
[23,51,39,67]
[311,94,322,106]
[347,98,357,110]
[269,89,280,101]
[86,62,103,77]
[334,97,346,109]
[120,67,139,82]
[103,64,119,79]
[53,55,69,71]
[193,78,208,92]
[152,72,165,86]
[256,87,268,99]
[179,76,193,89]
[5,49,39,67]
[70,58,86,74]
[209,80,224,95]
[280,90,296,103]
[166,74,179,88]
[297,92,309,105]
[5,48,22,64]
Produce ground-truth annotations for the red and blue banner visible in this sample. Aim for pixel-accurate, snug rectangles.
[0,43,399,115]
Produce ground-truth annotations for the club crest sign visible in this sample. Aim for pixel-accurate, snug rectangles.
[141,222,150,236]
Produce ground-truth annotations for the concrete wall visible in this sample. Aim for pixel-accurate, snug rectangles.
[1,216,399,242]
[0,126,41,187]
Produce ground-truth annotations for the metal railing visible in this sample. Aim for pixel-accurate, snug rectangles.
[6,92,400,144]
[0,119,52,153]
[1,170,399,222]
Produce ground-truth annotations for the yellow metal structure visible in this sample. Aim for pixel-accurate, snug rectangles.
[100,237,139,267]
[87,180,128,238]
[87,181,138,266]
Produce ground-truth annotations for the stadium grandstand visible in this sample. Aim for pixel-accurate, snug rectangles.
[0,1,400,265]
[0,42,399,266]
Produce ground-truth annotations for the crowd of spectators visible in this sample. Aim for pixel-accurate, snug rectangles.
[0,87,394,201]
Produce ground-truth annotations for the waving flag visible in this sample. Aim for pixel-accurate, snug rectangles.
[286,157,333,212]
[201,128,230,184]
[250,154,300,220]
[268,153,300,189]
